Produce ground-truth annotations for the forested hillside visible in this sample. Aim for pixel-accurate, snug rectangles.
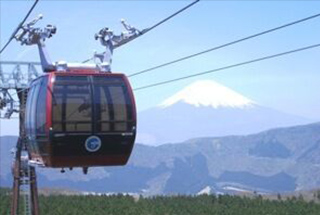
[1,188,320,215]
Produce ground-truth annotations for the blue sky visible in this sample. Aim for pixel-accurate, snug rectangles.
[1,0,320,130]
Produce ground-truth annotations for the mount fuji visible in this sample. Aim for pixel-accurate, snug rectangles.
[137,80,311,145]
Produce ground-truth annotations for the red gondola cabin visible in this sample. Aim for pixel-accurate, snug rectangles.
[25,70,136,168]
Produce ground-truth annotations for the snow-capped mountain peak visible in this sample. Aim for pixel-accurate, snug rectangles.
[160,80,255,109]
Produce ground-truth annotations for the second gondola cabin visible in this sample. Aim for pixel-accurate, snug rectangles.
[25,69,136,168]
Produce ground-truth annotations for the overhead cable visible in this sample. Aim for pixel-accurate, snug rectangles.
[141,0,200,35]
[82,0,200,63]
[129,12,320,78]
[0,0,39,54]
[133,43,320,91]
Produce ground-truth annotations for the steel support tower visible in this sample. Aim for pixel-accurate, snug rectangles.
[0,61,41,215]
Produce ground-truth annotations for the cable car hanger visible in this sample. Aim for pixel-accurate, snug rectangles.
[93,19,145,72]
[6,12,147,159]
[0,0,39,54]
[9,0,200,74]
[12,14,138,173]
[14,14,143,73]
[82,0,200,63]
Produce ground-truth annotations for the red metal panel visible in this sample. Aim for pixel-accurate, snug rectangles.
[30,70,136,168]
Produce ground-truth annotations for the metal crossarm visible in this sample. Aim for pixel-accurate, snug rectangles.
[0,61,41,119]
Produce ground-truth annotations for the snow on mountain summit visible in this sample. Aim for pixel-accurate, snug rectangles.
[160,80,255,109]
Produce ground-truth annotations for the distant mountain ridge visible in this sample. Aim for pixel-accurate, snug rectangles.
[137,80,312,145]
[1,122,320,195]
[137,102,311,145]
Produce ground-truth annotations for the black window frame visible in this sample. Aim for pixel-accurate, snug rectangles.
[51,75,135,134]
[93,76,134,133]
[51,76,93,133]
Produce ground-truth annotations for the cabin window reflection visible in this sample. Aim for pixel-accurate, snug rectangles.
[25,87,34,135]
[52,85,63,132]
[95,86,111,132]
[30,82,40,136]
[36,77,48,135]
[93,76,132,133]
[52,77,92,133]
[109,86,127,131]
[26,80,41,155]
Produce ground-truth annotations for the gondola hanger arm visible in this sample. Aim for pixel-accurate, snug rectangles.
[83,0,200,63]
[14,14,57,72]
[93,19,144,72]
